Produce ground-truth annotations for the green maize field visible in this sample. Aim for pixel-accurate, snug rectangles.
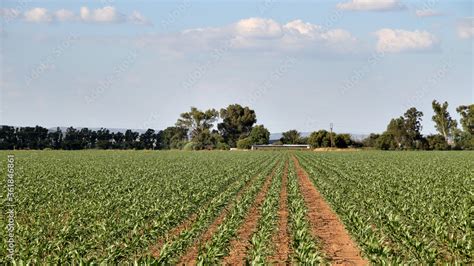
[0,150,472,264]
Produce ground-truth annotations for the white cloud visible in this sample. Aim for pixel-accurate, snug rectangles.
[457,17,474,39]
[337,0,405,11]
[415,9,442,17]
[55,9,76,22]
[146,18,358,55]
[24,8,53,23]
[0,6,150,25]
[234,18,282,39]
[80,6,124,23]
[374,28,438,53]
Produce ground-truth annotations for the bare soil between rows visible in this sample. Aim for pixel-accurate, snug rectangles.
[221,164,277,264]
[268,160,290,265]
[292,156,368,266]
[178,163,278,265]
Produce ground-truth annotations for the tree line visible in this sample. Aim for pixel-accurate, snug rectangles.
[0,101,472,150]
[0,104,268,150]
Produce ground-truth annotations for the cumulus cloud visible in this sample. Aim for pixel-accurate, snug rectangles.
[24,8,53,23]
[144,18,357,55]
[55,9,76,22]
[457,17,474,39]
[337,0,405,11]
[80,6,124,23]
[415,9,442,17]
[234,18,282,39]
[0,6,150,25]
[374,28,438,53]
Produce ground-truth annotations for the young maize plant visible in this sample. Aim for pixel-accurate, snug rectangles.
[296,151,473,264]
[286,159,324,264]
[196,156,282,264]
[247,158,285,265]
[156,154,278,264]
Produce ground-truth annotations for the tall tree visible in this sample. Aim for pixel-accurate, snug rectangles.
[432,100,457,142]
[456,104,474,134]
[0,126,17,149]
[159,126,188,149]
[124,129,139,149]
[403,107,423,149]
[386,117,406,148]
[96,128,112,149]
[140,129,157,150]
[63,127,81,150]
[218,104,257,147]
[47,127,63,149]
[280,130,301,144]
[176,107,219,140]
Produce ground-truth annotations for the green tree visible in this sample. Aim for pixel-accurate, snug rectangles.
[280,130,301,144]
[376,132,398,150]
[47,127,63,149]
[335,134,352,148]
[426,134,449,150]
[139,129,157,150]
[386,117,406,149]
[124,129,140,149]
[456,104,474,134]
[176,107,219,140]
[0,126,17,149]
[218,104,257,147]
[308,130,334,148]
[159,126,188,149]
[362,133,380,148]
[403,107,423,149]
[237,137,253,149]
[432,100,457,142]
[96,128,112,149]
[249,125,270,145]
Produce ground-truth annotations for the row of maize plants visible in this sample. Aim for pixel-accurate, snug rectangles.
[296,151,473,264]
[0,150,278,263]
[196,156,283,264]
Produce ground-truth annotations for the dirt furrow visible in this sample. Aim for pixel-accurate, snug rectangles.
[177,170,267,265]
[150,212,199,258]
[268,159,290,265]
[221,164,277,265]
[292,156,368,266]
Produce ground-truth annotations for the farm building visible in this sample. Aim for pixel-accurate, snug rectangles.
[251,144,310,150]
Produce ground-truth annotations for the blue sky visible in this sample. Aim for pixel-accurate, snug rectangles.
[1,0,472,134]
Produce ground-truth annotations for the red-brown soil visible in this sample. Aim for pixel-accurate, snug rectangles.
[177,165,278,265]
[292,156,368,266]
[221,164,276,264]
[268,160,291,265]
